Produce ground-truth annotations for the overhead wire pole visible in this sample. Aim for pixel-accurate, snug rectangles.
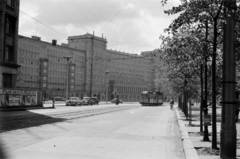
[63,56,72,100]
[89,33,94,97]
[220,0,237,158]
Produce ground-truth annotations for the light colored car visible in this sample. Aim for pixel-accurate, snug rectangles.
[66,97,82,106]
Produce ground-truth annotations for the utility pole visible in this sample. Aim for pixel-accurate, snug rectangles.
[220,0,236,158]
[89,32,94,97]
[200,64,203,132]
[105,71,109,103]
[63,56,72,100]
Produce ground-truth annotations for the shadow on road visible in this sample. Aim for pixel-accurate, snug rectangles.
[0,110,66,159]
[0,110,66,133]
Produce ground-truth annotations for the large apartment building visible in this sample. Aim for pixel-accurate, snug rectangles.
[17,33,155,102]
[17,35,86,100]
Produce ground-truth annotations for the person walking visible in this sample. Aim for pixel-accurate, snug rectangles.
[170,98,174,109]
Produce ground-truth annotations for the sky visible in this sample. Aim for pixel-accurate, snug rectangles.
[19,0,181,54]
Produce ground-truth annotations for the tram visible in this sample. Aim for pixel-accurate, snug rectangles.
[139,91,164,106]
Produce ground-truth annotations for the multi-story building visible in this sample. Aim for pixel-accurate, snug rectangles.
[68,33,107,98]
[17,35,86,99]
[104,49,154,101]
[17,33,155,102]
[0,0,20,88]
[68,33,154,101]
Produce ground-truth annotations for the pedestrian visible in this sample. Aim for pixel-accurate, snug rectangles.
[52,97,55,108]
[170,98,174,109]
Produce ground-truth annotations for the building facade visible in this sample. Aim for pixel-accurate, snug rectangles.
[0,0,20,88]
[104,49,154,101]
[17,33,155,102]
[17,35,86,99]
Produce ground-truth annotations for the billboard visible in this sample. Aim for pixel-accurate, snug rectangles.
[0,89,38,107]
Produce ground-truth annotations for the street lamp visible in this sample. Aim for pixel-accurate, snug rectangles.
[105,71,110,103]
[64,56,72,100]
[89,34,94,97]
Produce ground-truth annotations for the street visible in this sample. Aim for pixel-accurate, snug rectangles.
[0,103,185,159]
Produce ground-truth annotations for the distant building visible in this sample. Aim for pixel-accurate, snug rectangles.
[68,33,154,101]
[17,33,155,101]
[0,0,20,88]
[105,49,154,101]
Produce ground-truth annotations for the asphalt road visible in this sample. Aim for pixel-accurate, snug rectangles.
[0,103,185,159]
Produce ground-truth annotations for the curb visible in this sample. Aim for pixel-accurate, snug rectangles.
[175,108,200,159]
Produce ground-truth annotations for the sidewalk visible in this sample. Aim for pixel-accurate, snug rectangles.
[175,105,240,159]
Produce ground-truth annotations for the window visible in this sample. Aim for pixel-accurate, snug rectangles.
[4,45,14,62]
[6,15,15,35]
[3,73,13,88]
[6,0,14,7]
[43,61,48,67]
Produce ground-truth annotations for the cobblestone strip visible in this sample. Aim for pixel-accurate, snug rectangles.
[175,108,199,159]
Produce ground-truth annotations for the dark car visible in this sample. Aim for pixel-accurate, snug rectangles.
[82,97,92,105]
[90,97,99,105]
[111,98,123,104]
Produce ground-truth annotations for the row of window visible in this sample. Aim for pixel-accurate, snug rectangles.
[21,67,39,74]
[19,74,38,81]
[19,43,40,52]
[18,57,39,66]
[115,86,148,93]
[21,82,39,88]
[19,49,39,59]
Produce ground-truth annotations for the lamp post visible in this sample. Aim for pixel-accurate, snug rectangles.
[105,71,110,103]
[64,56,72,100]
[89,34,94,97]
[220,0,237,157]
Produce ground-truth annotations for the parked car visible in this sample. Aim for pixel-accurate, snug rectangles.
[82,97,92,105]
[90,97,99,105]
[66,97,82,106]
[111,98,123,104]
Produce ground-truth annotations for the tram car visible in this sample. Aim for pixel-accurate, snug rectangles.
[139,91,164,106]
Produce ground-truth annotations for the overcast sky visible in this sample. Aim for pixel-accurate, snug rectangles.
[19,0,180,54]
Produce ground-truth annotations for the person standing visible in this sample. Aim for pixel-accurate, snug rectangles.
[52,97,55,108]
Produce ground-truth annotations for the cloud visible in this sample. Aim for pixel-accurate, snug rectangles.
[19,0,181,53]
[21,0,140,27]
